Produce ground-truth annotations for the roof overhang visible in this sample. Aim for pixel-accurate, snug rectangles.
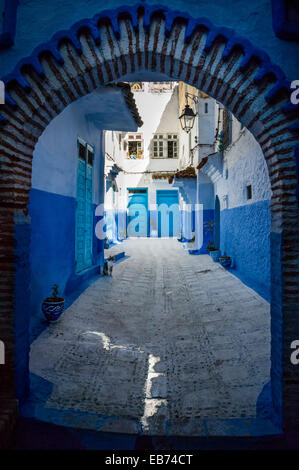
[72,83,143,131]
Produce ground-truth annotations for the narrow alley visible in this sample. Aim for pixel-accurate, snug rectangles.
[29,239,270,436]
[1,0,298,449]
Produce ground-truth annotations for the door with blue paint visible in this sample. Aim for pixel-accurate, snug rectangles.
[215,195,220,249]
[75,140,94,272]
[157,190,180,237]
[127,188,148,237]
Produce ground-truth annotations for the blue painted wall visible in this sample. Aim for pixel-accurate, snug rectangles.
[220,200,271,301]
[29,189,75,339]
[212,125,272,301]
[29,195,103,341]
[28,102,105,342]
[197,176,216,253]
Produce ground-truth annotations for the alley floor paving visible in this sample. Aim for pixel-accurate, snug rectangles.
[29,239,271,436]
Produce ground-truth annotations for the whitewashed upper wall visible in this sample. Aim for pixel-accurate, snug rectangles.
[215,128,272,210]
[118,83,180,173]
[32,103,103,203]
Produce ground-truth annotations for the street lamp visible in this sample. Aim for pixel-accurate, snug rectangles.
[179,104,197,133]
[179,93,198,133]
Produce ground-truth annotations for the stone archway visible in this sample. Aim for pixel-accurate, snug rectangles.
[0,5,298,431]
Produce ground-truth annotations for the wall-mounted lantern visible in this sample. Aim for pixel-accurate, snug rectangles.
[179,92,198,134]
[179,104,197,134]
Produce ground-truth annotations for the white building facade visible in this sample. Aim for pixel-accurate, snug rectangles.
[104,82,185,241]
[104,81,271,300]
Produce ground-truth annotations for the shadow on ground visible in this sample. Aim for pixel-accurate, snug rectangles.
[9,418,299,450]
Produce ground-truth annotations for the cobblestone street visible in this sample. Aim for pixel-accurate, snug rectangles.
[30,239,271,436]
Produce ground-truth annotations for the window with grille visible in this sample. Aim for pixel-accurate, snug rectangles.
[152,134,178,158]
[247,185,252,200]
[126,134,143,159]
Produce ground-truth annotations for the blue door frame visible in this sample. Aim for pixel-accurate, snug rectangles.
[127,188,149,237]
[215,195,220,249]
[156,189,180,238]
[75,140,94,272]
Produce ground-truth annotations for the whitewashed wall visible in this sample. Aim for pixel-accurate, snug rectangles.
[215,127,272,209]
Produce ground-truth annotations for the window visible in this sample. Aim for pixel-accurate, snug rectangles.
[87,147,94,166]
[204,103,208,114]
[126,134,143,159]
[152,134,178,158]
[153,135,164,158]
[128,189,147,194]
[78,141,86,161]
[78,140,94,166]
[247,185,252,200]
[148,82,174,93]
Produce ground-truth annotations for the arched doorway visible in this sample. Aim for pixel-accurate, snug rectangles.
[0,5,298,432]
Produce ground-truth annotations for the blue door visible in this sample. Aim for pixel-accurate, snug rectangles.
[157,190,180,237]
[75,140,94,272]
[127,188,148,237]
[215,195,220,249]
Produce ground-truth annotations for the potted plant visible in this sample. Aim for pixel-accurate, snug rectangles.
[205,219,220,261]
[207,241,220,262]
[219,255,232,268]
[42,284,65,323]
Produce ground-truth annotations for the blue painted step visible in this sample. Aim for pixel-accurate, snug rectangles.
[177,237,193,243]
[188,249,201,255]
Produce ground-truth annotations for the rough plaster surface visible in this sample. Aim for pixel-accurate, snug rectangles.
[217,129,272,210]
[29,239,271,436]
[0,0,298,80]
